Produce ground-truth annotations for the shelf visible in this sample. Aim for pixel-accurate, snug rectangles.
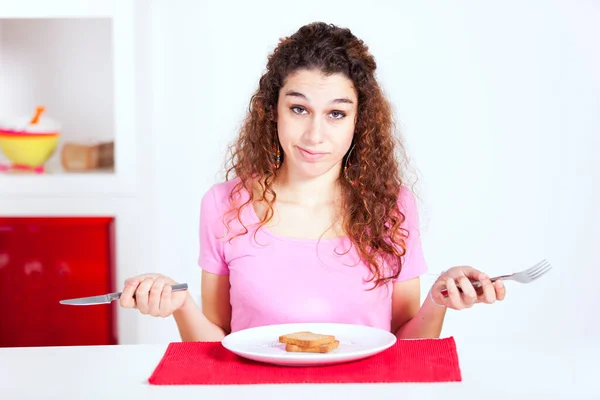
[0,0,137,196]
[0,172,136,198]
[0,194,133,216]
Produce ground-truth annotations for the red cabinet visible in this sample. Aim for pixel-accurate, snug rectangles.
[0,217,116,347]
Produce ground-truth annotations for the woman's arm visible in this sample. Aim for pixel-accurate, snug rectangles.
[392,267,506,338]
[391,277,447,339]
[173,270,232,342]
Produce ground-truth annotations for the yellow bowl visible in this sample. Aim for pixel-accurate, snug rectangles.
[0,133,59,168]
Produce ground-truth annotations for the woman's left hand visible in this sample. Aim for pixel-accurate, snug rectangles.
[429,266,506,310]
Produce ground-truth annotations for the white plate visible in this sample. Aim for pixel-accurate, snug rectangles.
[221,322,397,367]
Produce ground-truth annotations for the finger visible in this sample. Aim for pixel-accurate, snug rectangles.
[135,277,155,314]
[445,278,464,309]
[457,276,477,307]
[124,274,158,288]
[430,279,447,307]
[119,279,139,308]
[148,277,166,317]
[477,274,496,304]
[477,275,496,304]
[494,279,506,301]
[459,266,480,279]
[159,284,172,318]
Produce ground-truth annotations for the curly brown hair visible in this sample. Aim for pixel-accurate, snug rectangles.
[223,22,412,289]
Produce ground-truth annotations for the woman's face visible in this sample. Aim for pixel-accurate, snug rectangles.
[276,69,357,180]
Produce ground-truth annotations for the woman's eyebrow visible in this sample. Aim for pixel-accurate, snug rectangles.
[285,90,354,105]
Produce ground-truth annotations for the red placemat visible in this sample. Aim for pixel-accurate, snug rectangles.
[148,337,461,385]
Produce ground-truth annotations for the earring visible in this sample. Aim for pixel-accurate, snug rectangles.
[272,139,281,169]
[343,143,358,185]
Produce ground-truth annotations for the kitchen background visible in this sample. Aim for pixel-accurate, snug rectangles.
[0,0,597,347]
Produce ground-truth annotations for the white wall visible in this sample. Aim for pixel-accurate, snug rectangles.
[140,0,600,343]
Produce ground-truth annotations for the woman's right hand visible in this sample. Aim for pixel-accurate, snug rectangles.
[119,274,188,318]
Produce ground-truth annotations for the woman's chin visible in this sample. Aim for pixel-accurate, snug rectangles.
[282,160,341,180]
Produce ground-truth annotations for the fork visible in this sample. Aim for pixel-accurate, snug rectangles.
[440,259,552,297]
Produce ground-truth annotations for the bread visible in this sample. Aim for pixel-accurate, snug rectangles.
[60,141,114,171]
[285,340,340,353]
[279,331,339,353]
[279,331,336,348]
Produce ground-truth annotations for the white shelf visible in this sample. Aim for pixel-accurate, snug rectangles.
[0,172,136,198]
[0,0,149,346]
[0,195,137,217]
[0,0,114,19]
[0,0,138,196]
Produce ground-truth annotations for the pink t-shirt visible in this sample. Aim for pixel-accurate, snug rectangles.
[198,178,427,333]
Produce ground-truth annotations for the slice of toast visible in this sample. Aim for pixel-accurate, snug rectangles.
[278,331,336,347]
[285,340,340,353]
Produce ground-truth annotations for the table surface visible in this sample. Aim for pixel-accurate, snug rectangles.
[1,336,598,400]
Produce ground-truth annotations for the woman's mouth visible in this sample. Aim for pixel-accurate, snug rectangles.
[297,146,327,161]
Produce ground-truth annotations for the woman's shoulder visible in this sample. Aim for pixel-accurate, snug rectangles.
[397,184,418,213]
[202,178,248,216]
[204,177,241,200]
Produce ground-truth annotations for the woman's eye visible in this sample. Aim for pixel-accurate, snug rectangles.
[329,111,346,119]
[291,106,307,114]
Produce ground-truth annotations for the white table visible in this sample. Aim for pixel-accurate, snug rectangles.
[1,337,598,399]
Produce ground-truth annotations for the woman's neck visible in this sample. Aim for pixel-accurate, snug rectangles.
[272,162,341,206]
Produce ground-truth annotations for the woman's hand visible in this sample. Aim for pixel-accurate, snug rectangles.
[119,273,188,317]
[429,266,506,310]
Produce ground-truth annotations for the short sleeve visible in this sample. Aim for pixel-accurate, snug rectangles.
[393,187,428,282]
[198,186,229,275]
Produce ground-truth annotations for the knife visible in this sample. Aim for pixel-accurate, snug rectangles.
[59,283,188,305]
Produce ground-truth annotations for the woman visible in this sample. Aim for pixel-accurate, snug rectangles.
[119,22,506,341]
